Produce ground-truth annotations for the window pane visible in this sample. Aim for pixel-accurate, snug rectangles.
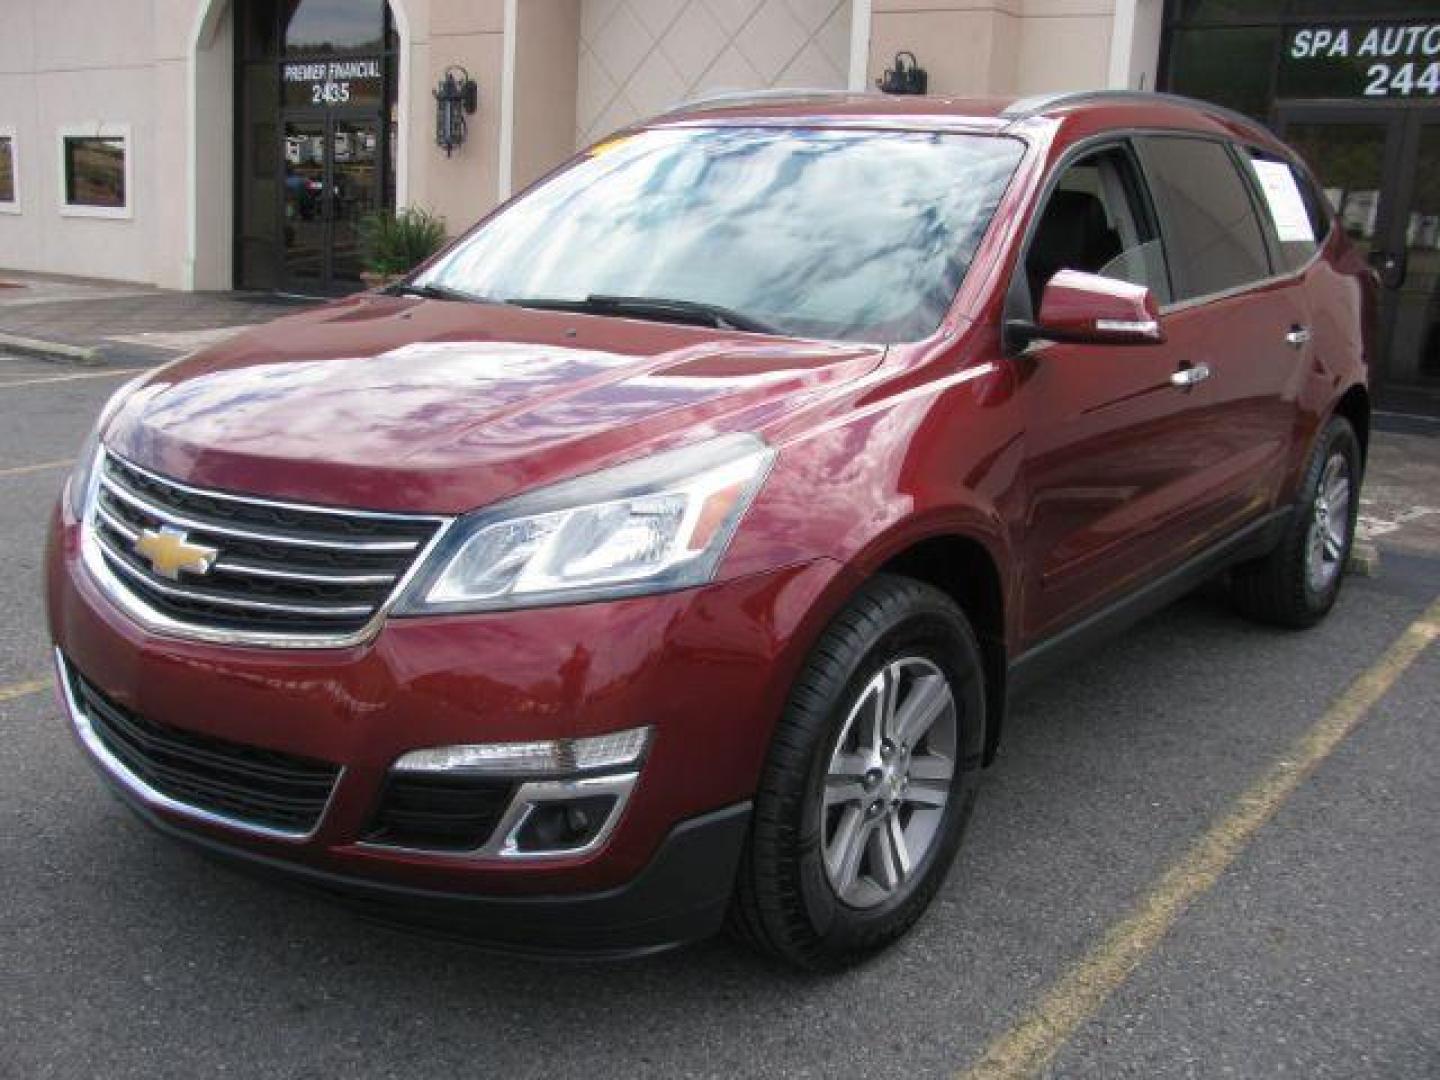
[0,137,14,202]
[1141,137,1271,299]
[1289,0,1440,14]
[420,128,1024,344]
[284,0,386,55]
[1175,0,1284,24]
[1166,27,1279,121]
[64,137,125,208]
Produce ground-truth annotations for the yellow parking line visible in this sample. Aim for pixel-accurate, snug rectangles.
[959,595,1440,1080]
[0,677,51,704]
[0,367,146,390]
[0,457,73,479]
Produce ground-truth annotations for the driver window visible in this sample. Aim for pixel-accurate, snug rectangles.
[1026,146,1172,308]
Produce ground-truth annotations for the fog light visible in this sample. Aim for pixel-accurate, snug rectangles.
[393,726,650,776]
[513,794,618,852]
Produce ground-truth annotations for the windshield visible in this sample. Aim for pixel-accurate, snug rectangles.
[417,127,1024,343]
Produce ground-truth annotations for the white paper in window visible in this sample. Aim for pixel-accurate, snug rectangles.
[1252,159,1315,243]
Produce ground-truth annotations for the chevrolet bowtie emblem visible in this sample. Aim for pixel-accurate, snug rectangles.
[134,526,219,581]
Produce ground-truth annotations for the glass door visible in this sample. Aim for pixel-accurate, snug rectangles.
[1278,104,1440,412]
[329,117,381,286]
[280,115,381,293]
[282,117,328,289]
[1389,118,1440,410]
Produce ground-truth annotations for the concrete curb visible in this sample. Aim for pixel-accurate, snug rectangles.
[1348,540,1381,577]
[0,332,103,366]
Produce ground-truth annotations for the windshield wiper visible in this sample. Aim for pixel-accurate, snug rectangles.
[506,294,778,335]
[385,282,494,304]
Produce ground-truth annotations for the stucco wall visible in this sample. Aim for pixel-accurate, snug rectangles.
[510,0,582,195]
[0,0,178,285]
[868,0,1119,99]
[404,0,507,241]
[576,0,854,149]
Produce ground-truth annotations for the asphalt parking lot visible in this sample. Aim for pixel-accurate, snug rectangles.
[2,350,1437,1080]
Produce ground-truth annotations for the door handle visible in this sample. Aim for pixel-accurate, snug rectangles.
[1285,326,1312,349]
[1170,363,1211,389]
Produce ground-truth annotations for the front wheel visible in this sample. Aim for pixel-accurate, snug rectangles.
[729,575,984,970]
[1231,415,1362,628]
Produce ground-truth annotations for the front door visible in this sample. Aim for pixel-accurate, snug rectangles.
[1278,104,1440,414]
[281,114,382,294]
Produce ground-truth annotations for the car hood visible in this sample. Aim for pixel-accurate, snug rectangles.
[105,295,884,514]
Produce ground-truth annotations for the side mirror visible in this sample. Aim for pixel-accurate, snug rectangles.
[1007,269,1165,349]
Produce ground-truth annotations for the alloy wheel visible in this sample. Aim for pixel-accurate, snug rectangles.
[1306,452,1352,594]
[821,656,957,909]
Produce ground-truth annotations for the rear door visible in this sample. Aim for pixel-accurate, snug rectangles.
[1134,134,1313,530]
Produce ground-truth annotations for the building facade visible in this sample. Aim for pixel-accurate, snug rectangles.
[0,1,1434,407]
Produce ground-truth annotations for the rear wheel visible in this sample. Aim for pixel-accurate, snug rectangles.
[729,575,984,970]
[1231,416,1361,628]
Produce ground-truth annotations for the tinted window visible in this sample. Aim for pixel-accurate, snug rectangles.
[1241,149,1331,272]
[420,127,1024,344]
[1166,27,1279,122]
[1026,146,1171,306]
[1140,136,1271,299]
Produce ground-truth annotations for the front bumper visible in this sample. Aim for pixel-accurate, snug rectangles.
[47,502,842,952]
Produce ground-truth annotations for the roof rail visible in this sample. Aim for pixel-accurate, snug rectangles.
[668,87,866,114]
[1001,89,1268,134]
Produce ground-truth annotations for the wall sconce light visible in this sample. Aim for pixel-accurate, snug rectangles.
[435,65,479,157]
[877,52,928,95]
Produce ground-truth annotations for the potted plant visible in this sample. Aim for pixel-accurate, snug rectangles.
[358,206,448,289]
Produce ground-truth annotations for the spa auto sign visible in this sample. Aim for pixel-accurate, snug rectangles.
[1283,24,1440,98]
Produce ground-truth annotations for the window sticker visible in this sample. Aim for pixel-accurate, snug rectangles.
[1252,159,1315,243]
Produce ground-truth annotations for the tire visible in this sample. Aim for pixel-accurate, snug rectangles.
[729,574,985,970]
[1230,415,1362,629]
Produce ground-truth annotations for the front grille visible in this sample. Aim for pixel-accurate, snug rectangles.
[86,451,446,642]
[363,774,515,852]
[67,663,341,834]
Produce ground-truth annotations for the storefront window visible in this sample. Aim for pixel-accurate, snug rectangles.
[283,0,389,55]
[1167,27,1279,120]
[62,136,126,209]
[1289,0,1440,13]
[1176,0,1284,22]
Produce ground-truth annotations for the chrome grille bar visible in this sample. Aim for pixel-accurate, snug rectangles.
[97,536,377,618]
[100,474,420,553]
[210,560,397,586]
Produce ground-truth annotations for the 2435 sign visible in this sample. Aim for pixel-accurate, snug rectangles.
[282,58,383,108]
[1282,24,1440,99]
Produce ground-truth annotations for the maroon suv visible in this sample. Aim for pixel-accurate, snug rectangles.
[47,91,1373,968]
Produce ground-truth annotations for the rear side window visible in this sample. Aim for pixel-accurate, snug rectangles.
[1240,149,1331,272]
[1138,136,1272,300]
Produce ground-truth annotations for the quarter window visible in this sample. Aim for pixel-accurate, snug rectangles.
[1139,136,1272,300]
[1242,149,1331,272]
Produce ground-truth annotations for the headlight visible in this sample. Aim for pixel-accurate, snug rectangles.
[398,433,775,613]
[67,373,150,519]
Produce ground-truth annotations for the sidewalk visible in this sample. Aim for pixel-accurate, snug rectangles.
[0,270,317,365]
